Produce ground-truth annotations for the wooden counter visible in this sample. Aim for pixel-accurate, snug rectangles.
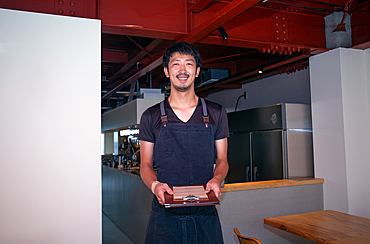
[222,178,324,192]
[264,210,370,244]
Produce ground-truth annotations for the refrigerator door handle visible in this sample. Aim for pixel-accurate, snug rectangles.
[246,166,250,182]
[253,166,258,181]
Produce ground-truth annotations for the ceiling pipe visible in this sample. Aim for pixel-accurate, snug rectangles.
[202,50,259,64]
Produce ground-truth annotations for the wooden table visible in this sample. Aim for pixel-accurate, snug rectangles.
[264,210,370,244]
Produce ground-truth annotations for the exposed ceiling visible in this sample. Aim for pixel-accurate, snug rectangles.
[1,0,369,114]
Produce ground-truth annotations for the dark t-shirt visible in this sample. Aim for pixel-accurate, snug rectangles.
[138,98,229,143]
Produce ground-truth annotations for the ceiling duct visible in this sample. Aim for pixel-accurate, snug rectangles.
[198,69,229,87]
[325,11,352,48]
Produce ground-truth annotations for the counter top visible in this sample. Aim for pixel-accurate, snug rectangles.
[103,166,324,192]
[222,178,324,192]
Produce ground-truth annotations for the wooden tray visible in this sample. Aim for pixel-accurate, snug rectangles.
[164,185,220,208]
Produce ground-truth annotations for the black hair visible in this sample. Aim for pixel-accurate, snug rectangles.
[163,42,202,68]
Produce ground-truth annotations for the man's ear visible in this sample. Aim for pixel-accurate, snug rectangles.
[195,67,200,77]
[164,67,169,78]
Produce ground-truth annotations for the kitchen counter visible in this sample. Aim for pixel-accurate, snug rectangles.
[102,166,324,244]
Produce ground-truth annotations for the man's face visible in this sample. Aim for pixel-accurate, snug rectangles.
[164,52,200,92]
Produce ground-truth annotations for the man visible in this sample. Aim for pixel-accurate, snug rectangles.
[139,42,229,244]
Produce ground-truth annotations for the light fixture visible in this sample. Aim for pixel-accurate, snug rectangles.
[258,65,264,74]
[218,26,228,40]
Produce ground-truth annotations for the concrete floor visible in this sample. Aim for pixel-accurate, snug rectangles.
[102,213,135,244]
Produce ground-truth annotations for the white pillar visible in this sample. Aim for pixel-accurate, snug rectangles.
[0,9,101,243]
[310,47,370,218]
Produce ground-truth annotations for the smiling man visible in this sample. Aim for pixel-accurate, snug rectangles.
[139,42,229,244]
[164,52,199,92]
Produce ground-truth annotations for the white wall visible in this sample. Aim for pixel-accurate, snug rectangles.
[366,49,370,124]
[310,48,370,218]
[0,9,102,243]
[207,68,311,112]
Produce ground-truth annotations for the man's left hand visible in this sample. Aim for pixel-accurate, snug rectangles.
[205,178,221,198]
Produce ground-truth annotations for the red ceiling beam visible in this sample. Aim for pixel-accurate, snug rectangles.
[179,0,261,44]
[352,0,370,11]
[102,49,128,63]
[351,1,370,47]
[102,0,261,100]
[199,36,270,49]
[352,41,370,50]
[198,7,327,49]
[202,50,259,64]
[198,36,327,56]
[101,25,185,40]
[188,0,213,13]
[99,0,188,34]
[261,0,346,16]
[0,0,97,18]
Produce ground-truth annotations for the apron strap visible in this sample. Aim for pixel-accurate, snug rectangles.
[159,98,209,127]
[159,100,167,127]
[200,97,209,128]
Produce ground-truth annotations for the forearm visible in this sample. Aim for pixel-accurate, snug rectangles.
[140,140,158,191]
[140,163,158,190]
[140,160,173,204]
[206,138,229,197]
[212,137,229,184]
[213,158,229,184]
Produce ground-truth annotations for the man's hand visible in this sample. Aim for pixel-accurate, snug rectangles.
[152,182,174,205]
[205,178,222,198]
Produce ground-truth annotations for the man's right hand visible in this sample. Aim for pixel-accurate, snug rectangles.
[152,182,174,205]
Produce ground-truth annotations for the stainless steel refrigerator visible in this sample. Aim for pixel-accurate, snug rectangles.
[226,103,314,183]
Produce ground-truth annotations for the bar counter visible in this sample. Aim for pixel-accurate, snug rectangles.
[222,178,324,192]
[102,166,324,244]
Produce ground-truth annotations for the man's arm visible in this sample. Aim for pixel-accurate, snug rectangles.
[140,140,173,205]
[205,137,229,198]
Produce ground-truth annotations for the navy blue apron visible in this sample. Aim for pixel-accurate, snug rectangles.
[144,98,224,244]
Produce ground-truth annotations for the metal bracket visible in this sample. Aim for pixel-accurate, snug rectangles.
[183,195,199,202]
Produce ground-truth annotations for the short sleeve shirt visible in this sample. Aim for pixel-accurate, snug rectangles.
[138,98,229,143]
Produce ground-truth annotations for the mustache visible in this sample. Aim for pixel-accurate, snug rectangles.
[176,73,190,79]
